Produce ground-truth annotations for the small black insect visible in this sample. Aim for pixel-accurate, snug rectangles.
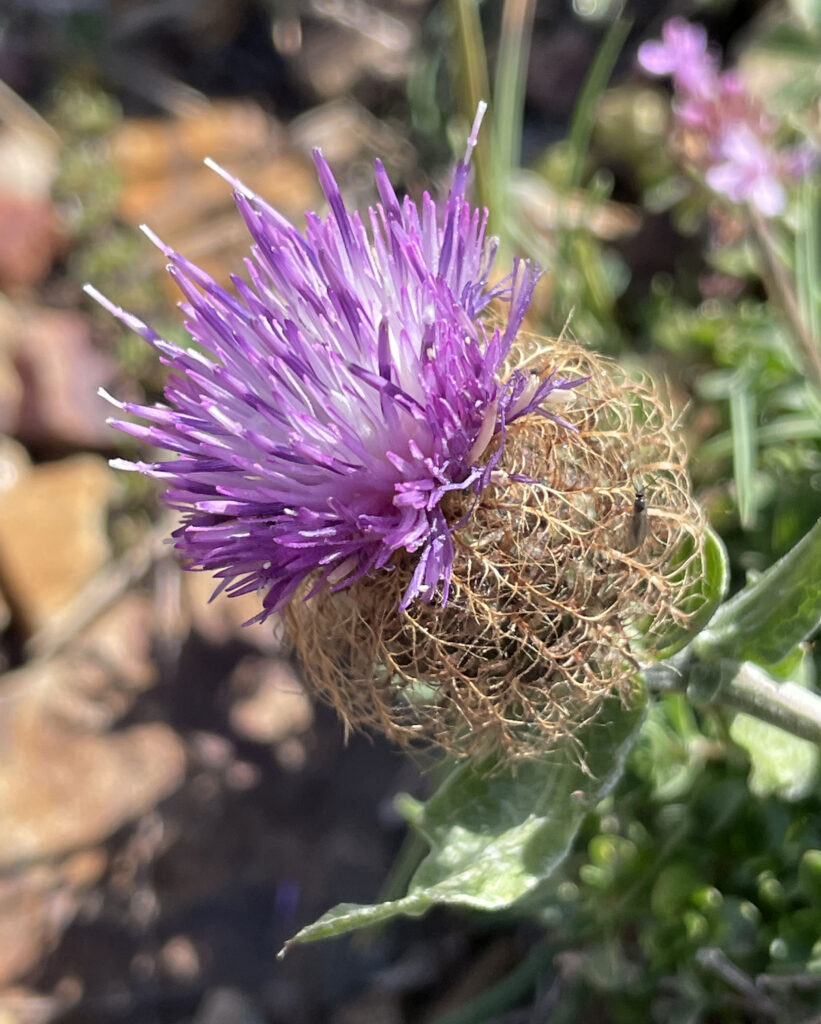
[627,484,648,551]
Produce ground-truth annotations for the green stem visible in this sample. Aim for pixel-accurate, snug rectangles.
[720,662,821,744]
[563,16,632,190]
[492,0,536,242]
[750,207,821,394]
[448,0,492,214]
[646,659,821,745]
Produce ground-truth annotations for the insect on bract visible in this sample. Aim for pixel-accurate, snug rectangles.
[628,481,649,552]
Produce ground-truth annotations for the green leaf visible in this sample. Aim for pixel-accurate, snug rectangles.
[279,694,645,954]
[765,644,817,688]
[796,179,821,348]
[730,380,758,530]
[786,0,821,35]
[651,525,730,659]
[563,16,632,190]
[730,712,820,801]
[693,518,821,665]
[697,415,821,464]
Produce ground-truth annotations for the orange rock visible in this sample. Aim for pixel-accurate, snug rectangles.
[0,196,64,291]
[0,455,118,634]
[0,688,185,869]
[229,657,312,745]
[110,102,280,181]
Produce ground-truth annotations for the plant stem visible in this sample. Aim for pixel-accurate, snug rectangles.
[721,661,821,744]
[492,0,536,240]
[448,0,492,215]
[750,208,821,394]
[646,659,821,745]
[563,16,632,191]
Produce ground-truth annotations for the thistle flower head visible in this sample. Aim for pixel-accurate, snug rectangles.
[93,110,706,760]
[90,105,581,622]
[291,335,706,759]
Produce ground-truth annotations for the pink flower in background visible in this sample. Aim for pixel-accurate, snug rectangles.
[639,18,815,216]
[705,123,786,215]
[637,18,717,99]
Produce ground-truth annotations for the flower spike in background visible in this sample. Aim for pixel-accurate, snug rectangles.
[638,17,815,216]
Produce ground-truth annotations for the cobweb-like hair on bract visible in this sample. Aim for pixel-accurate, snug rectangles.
[287,334,706,761]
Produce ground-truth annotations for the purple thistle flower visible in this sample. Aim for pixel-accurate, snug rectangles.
[88,104,583,623]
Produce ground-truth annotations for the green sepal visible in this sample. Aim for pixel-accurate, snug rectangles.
[651,525,729,660]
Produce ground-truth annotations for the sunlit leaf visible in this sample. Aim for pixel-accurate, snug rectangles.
[693,518,821,665]
[279,693,645,954]
[784,0,821,38]
[730,378,758,530]
[730,711,820,801]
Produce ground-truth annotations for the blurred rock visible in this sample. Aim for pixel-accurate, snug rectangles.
[290,98,414,172]
[511,172,640,243]
[230,658,312,746]
[0,196,64,292]
[0,438,29,642]
[159,935,201,984]
[0,436,29,495]
[109,100,316,292]
[0,849,104,988]
[111,101,284,182]
[0,307,23,436]
[0,987,74,1024]
[295,2,415,98]
[41,594,159,730]
[0,306,116,450]
[0,683,185,868]
[193,988,265,1024]
[61,849,107,890]
[0,99,62,290]
[0,454,117,634]
[0,105,58,201]
[0,879,56,987]
[184,571,281,653]
[75,592,157,693]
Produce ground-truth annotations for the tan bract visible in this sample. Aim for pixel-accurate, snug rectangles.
[287,334,706,761]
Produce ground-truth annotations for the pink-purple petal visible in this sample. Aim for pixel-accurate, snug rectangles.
[93,108,584,620]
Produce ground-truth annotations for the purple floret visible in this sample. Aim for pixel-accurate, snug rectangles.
[89,105,582,622]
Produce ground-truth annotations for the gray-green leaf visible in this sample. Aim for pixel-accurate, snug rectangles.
[730,711,820,801]
[693,518,821,666]
[279,694,645,955]
[652,525,729,660]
